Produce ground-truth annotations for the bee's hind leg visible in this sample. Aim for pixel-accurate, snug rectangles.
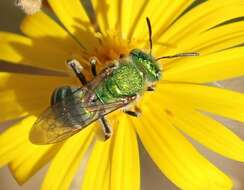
[124,106,141,117]
[124,110,140,117]
[66,59,87,85]
[99,117,112,140]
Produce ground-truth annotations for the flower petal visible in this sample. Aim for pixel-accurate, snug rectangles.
[0,73,75,122]
[161,19,244,72]
[41,125,95,190]
[156,1,244,53]
[93,0,193,40]
[157,83,244,122]
[81,137,112,190]
[150,95,244,161]
[0,90,40,122]
[20,11,87,64]
[110,116,140,190]
[163,47,244,83]
[129,0,194,42]
[92,0,119,35]
[0,115,60,184]
[0,116,36,168]
[168,20,244,56]
[47,0,99,50]
[0,32,30,64]
[82,116,140,190]
[131,107,232,190]
[0,32,74,71]
[9,142,61,185]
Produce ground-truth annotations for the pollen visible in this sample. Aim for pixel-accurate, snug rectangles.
[91,30,142,65]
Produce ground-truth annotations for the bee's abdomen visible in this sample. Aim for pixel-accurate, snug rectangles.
[50,86,94,125]
[95,63,144,103]
[51,86,74,105]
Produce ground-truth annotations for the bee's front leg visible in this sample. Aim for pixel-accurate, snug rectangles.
[66,59,87,85]
[89,57,98,77]
[90,57,118,78]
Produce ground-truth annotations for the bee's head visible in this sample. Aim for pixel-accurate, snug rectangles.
[130,49,161,82]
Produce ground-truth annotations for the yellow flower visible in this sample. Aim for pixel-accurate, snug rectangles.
[1,0,244,189]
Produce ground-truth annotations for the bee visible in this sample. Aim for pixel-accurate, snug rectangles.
[29,18,199,144]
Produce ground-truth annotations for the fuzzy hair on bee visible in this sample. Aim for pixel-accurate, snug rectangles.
[15,0,42,15]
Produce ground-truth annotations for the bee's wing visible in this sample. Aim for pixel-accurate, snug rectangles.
[29,89,130,144]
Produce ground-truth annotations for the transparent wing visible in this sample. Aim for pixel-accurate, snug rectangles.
[30,88,131,144]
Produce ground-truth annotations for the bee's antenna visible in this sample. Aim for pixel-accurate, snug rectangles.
[156,52,199,61]
[146,17,153,55]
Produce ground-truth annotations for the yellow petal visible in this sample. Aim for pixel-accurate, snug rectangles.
[169,20,244,56]
[161,19,244,71]
[0,90,40,121]
[92,0,119,35]
[0,116,36,168]
[81,138,112,190]
[20,11,86,63]
[0,32,74,71]
[41,125,95,190]
[0,72,75,122]
[47,0,99,50]
[0,32,30,64]
[95,0,188,39]
[150,95,244,161]
[163,47,244,83]
[82,116,140,190]
[0,115,59,184]
[129,0,193,43]
[0,72,75,91]
[110,116,140,190]
[156,1,244,53]
[9,142,61,185]
[131,107,232,190]
[152,0,194,39]
[157,83,244,122]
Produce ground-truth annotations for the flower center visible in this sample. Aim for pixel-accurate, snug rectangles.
[90,30,143,65]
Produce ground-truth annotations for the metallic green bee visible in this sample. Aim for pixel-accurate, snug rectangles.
[30,18,198,144]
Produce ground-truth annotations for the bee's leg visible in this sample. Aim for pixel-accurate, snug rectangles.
[89,57,98,77]
[89,58,114,140]
[147,86,155,91]
[99,117,112,140]
[147,83,156,91]
[124,106,141,117]
[89,58,112,139]
[66,59,87,85]
[124,110,140,117]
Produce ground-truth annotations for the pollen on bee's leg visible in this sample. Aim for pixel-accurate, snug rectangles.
[15,0,42,15]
